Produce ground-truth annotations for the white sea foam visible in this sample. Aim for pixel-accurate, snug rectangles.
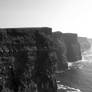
[57,84,82,92]
[68,61,84,70]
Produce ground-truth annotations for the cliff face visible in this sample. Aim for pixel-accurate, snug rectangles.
[52,32,68,71]
[0,27,57,92]
[78,37,91,53]
[52,32,82,65]
[62,33,82,62]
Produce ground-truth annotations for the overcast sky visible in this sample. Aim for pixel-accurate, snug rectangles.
[0,0,92,38]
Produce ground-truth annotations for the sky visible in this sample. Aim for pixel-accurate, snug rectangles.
[0,0,92,38]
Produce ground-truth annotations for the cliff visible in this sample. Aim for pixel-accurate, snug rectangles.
[0,27,57,92]
[62,33,82,62]
[78,37,91,53]
[0,27,83,92]
[52,32,68,71]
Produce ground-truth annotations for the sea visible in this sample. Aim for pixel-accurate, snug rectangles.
[57,46,92,92]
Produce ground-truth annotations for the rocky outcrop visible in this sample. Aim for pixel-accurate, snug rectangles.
[62,33,82,62]
[78,37,91,53]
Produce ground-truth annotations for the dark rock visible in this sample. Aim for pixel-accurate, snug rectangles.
[62,33,82,62]
[0,27,57,92]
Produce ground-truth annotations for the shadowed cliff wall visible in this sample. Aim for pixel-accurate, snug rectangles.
[62,33,82,62]
[0,27,58,92]
[52,31,68,71]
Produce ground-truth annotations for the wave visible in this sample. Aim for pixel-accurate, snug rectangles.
[57,81,82,92]
[68,61,84,70]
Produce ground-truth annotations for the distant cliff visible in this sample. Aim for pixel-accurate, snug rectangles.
[52,31,68,71]
[62,33,82,62]
[52,32,82,70]
[78,37,91,53]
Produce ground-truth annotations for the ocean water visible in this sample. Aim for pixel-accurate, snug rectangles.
[57,47,92,92]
